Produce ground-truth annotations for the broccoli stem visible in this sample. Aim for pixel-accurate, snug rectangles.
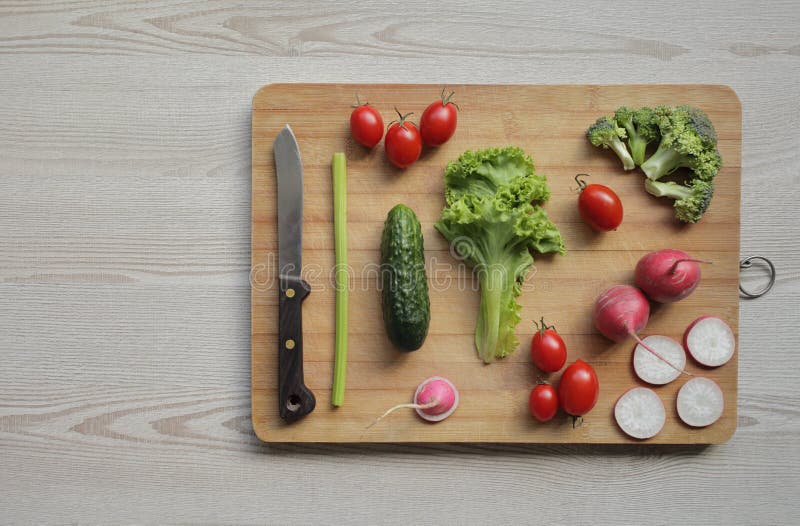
[610,139,636,171]
[644,179,691,200]
[641,147,685,180]
[629,135,648,166]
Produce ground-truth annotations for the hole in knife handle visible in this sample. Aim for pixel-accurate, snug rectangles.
[286,395,303,412]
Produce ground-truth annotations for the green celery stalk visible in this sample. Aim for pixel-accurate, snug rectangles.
[331,153,348,407]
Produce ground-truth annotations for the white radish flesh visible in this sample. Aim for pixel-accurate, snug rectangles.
[633,335,687,385]
[684,316,736,367]
[615,387,666,439]
[677,377,724,427]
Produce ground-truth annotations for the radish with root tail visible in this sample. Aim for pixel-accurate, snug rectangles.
[594,285,690,376]
[684,316,736,367]
[677,377,724,427]
[369,377,459,427]
[633,335,687,385]
[634,249,711,303]
[615,387,666,439]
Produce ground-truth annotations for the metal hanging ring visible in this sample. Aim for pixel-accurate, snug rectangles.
[739,255,775,299]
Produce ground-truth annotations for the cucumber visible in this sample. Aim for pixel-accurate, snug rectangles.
[380,204,430,351]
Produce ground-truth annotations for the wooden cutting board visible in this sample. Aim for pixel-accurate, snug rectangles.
[252,84,741,443]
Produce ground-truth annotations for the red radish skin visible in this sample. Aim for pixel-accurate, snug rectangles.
[684,316,736,367]
[594,285,690,376]
[369,377,459,427]
[614,387,666,440]
[635,249,709,303]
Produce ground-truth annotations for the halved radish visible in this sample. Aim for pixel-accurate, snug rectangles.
[615,387,666,439]
[633,335,687,385]
[684,316,735,367]
[677,377,724,427]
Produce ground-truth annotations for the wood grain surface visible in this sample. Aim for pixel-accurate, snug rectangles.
[252,84,741,443]
[1,0,799,523]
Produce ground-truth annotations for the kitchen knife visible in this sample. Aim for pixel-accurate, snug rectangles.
[274,124,316,422]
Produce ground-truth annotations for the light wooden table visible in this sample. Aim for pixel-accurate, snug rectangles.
[1,2,798,524]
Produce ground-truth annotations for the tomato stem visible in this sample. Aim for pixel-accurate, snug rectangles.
[574,173,590,191]
[351,93,369,108]
[388,107,414,129]
[440,88,459,110]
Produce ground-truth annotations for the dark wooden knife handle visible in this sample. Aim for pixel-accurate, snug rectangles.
[278,275,316,422]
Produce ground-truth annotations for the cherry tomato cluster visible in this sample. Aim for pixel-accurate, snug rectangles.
[349,90,459,169]
[528,318,600,423]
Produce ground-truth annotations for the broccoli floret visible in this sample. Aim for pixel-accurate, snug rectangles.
[586,116,635,171]
[614,106,659,166]
[641,106,721,181]
[645,179,714,223]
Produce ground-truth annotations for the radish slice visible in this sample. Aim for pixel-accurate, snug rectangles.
[413,376,459,422]
[677,377,724,427]
[633,335,687,385]
[615,387,666,439]
[684,316,735,367]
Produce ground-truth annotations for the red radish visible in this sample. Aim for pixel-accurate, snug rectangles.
[594,285,689,376]
[684,316,736,367]
[369,376,459,427]
[677,377,724,427]
[634,249,709,303]
[614,387,666,439]
[633,335,687,385]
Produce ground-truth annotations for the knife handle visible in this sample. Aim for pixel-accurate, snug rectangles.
[278,276,316,422]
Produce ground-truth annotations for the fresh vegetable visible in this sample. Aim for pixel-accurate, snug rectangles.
[633,335,687,385]
[331,153,349,407]
[385,109,422,169]
[435,147,564,363]
[593,285,688,375]
[684,316,735,367]
[586,105,722,224]
[558,359,599,417]
[349,97,384,148]
[676,377,724,427]
[370,376,459,426]
[586,115,635,171]
[420,90,458,146]
[641,106,721,223]
[641,105,721,182]
[644,179,715,224]
[614,106,659,166]
[634,248,708,303]
[615,387,666,439]
[529,383,559,422]
[380,204,430,351]
[575,174,623,231]
[530,318,567,373]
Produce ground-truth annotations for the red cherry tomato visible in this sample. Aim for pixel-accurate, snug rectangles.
[558,359,599,417]
[349,98,384,148]
[529,383,559,422]
[385,110,422,169]
[530,318,567,373]
[420,90,458,146]
[576,174,623,231]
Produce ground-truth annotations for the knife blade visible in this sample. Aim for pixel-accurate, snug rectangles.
[274,124,316,422]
